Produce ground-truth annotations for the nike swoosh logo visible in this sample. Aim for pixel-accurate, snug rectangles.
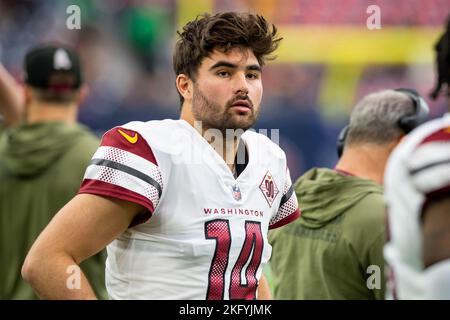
[118,129,138,144]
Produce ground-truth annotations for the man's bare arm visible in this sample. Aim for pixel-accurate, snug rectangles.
[22,193,144,299]
[422,196,450,268]
[257,273,272,300]
[0,64,24,125]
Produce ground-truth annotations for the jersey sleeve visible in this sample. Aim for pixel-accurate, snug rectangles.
[269,167,300,229]
[407,127,450,204]
[78,126,163,224]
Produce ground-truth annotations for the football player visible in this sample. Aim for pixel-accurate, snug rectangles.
[384,17,450,299]
[22,12,300,300]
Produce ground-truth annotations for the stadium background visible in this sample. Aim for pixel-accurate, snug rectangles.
[1,0,449,181]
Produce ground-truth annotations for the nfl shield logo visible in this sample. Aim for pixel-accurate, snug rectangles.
[232,185,242,201]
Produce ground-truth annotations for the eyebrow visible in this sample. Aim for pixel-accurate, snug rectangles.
[209,61,262,73]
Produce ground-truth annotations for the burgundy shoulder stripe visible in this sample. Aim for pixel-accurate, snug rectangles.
[418,127,450,147]
[269,209,301,230]
[79,179,154,227]
[101,127,158,165]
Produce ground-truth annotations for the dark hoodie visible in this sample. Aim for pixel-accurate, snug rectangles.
[269,168,385,299]
[0,122,107,299]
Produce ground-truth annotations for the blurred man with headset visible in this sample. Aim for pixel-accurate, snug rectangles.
[269,88,429,299]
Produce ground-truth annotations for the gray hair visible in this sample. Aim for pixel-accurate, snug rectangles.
[346,90,415,146]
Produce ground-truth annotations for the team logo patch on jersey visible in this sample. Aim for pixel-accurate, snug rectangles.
[118,129,138,144]
[232,184,242,201]
[259,171,279,207]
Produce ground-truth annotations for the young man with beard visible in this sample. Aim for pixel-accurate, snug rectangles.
[22,12,300,300]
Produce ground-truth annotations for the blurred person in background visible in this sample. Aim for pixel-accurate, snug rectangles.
[269,88,429,299]
[383,16,450,300]
[0,44,106,299]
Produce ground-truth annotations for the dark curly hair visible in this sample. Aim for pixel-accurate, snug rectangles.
[173,12,282,104]
[430,16,450,100]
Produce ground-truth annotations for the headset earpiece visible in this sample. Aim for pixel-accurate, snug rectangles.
[394,88,430,133]
[336,125,349,158]
[336,88,429,158]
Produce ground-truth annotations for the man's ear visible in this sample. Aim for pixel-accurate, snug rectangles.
[76,84,89,107]
[24,85,33,106]
[176,74,193,102]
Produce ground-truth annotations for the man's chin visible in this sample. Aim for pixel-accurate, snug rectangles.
[202,114,257,132]
[226,111,256,128]
[227,118,256,131]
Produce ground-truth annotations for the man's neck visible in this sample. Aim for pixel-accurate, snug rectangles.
[335,143,395,185]
[200,124,239,173]
[26,102,77,124]
[181,111,240,172]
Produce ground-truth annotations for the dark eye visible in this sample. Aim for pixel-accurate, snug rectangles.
[217,71,230,77]
[246,73,259,80]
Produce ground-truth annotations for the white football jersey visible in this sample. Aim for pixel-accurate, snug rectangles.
[79,119,299,300]
[384,114,450,299]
